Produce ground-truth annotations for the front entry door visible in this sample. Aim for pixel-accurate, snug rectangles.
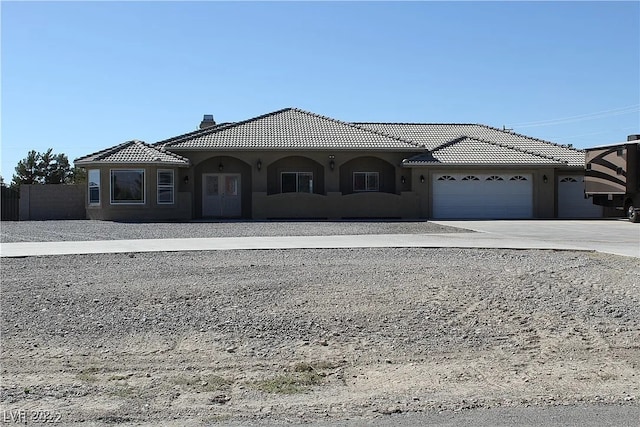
[202,173,241,217]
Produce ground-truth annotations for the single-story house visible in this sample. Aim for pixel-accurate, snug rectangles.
[74,107,600,221]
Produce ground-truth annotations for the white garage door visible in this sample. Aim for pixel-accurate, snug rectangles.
[558,175,603,218]
[432,173,533,219]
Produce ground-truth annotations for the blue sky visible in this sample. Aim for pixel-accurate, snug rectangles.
[2,1,639,179]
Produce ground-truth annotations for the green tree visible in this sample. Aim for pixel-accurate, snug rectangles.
[11,149,75,187]
[11,150,41,187]
[71,166,87,184]
[44,152,73,184]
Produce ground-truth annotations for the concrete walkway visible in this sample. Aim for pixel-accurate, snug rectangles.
[0,232,590,258]
[432,219,640,258]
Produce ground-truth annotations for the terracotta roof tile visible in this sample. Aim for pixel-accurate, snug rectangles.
[402,137,570,166]
[356,123,584,166]
[74,140,190,166]
[75,108,586,168]
[162,108,423,151]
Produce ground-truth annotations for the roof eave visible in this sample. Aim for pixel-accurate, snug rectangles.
[74,160,190,167]
[166,146,425,152]
[401,162,574,167]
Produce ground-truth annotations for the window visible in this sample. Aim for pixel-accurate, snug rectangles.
[157,169,174,204]
[462,175,479,181]
[353,172,379,192]
[486,175,504,181]
[560,177,578,183]
[88,169,100,205]
[510,175,527,181]
[437,175,455,181]
[281,172,313,193]
[111,169,145,204]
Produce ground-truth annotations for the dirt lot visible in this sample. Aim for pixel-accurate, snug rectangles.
[1,245,639,426]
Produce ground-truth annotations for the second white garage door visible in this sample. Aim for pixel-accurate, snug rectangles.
[432,173,533,219]
[558,175,603,218]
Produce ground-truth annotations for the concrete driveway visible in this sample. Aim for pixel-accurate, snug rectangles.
[1,219,637,258]
[432,219,640,258]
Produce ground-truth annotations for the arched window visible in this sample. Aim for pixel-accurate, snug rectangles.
[437,175,455,181]
[486,175,504,181]
[509,175,527,181]
[462,175,479,181]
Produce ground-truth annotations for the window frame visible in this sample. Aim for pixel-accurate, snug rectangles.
[353,172,380,192]
[280,172,313,193]
[157,169,174,205]
[88,169,100,206]
[110,168,146,205]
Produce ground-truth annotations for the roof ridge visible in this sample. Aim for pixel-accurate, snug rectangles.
[74,140,138,163]
[139,140,164,160]
[156,121,238,147]
[161,109,293,148]
[354,122,479,126]
[463,136,568,164]
[74,139,191,165]
[288,109,425,148]
[429,136,468,152]
[138,141,191,163]
[477,123,585,153]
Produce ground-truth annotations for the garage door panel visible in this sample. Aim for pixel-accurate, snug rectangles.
[432,173,533,219]
[558,175,602,218]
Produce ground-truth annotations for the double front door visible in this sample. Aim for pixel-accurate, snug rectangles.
[202,173,241,217]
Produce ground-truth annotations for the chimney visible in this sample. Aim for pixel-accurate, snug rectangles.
[627,134,640,141]
[199,114,216,129]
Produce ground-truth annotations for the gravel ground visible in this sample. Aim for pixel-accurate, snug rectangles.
[1,246,639,426]
[0,220,468,243]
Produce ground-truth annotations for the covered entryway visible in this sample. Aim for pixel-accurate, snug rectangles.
[432,173,533,219]
[202,173,241,217]
[558,175,602,218]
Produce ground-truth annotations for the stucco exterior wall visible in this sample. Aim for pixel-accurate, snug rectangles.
[77,150,584,221]
[84,164,191,221]
[19,184,86,220]
[252,191,420,219]
[534,168,556,218]
[193,156,252,218]
[404,166,572,219]
[176,150,419,219]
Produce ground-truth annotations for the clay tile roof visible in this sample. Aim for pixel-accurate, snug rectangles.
[74,140,190,166]
[402,137,572,166]
[356,123,585,167]
[161,108,423,151]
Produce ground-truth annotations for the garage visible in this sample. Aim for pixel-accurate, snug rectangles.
[432,173,533,219]
[557,175,603,218]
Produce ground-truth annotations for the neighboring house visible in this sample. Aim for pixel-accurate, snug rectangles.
[74,107,599,221]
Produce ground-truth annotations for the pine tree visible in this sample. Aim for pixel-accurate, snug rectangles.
[11,150,41,187]
[11,149,75,187]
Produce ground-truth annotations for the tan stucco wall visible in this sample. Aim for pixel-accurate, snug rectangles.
[178,150,417,193]
[79,151,584,221]
[252,191,420,219]
[534,168,556,218]
[84,164,191,221]
[405,166,573,219]
[175,150,419,219]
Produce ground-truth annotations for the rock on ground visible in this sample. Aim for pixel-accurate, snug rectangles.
[1,247,639,425]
